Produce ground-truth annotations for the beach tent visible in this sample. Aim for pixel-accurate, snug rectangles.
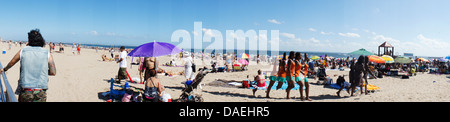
[349,48,374,56]
[368,55,385,63]
[381,55,394,63]
[394,56,411,64]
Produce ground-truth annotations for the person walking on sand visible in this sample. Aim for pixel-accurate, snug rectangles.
[8,40,12,50]
[116,46,128,83]
[0,29,56,102]
[72,43,76,55]
[349,55,365,96]
[362,56,376,95]
[285,51,296,99]
[77,43,81,55]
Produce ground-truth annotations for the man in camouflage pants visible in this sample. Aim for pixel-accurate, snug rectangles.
[0,29,56,102]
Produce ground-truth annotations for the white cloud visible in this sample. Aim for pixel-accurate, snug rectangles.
[280,32,295,39]
[338,32,360,38]
[88,30,98,35]
[320,31,334,35]
[105,32,116,36]
[372,35,400,44]
[308,28,317,32]
[417,34,450,50]
[267,19,282,24]
[310,37,320,43]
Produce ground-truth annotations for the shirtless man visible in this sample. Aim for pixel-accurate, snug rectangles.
[139,57,165,84]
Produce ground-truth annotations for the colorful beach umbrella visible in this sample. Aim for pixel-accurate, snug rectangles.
[238,53,250,59]
[438,58,448,62]
[394,56,411,64]
[310,56,320,60]
[349,48,374,56]
[445,56,450,60]
[381,55,394,63]
[238,59,249,65]
[416,58,429,63]
[128,41,182,57]
[368,55,385,63]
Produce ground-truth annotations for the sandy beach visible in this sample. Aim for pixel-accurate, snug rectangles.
[1,43,449,102]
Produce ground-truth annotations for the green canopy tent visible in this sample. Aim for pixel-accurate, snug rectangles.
[349,48,374,56]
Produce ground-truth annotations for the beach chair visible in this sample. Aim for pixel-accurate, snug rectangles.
[109,78,127,100]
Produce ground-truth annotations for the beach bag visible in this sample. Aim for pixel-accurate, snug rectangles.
[122,92,132,102]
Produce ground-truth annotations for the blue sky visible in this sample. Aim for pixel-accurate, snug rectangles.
[0,0,449,57]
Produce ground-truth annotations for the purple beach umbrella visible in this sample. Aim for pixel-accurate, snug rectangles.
[127,41,182,72]
[128,41,183,57]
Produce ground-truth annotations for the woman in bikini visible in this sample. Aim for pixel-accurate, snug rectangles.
[143,69,165,102]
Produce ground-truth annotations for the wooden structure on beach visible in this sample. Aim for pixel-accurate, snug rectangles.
[378,41,394,57]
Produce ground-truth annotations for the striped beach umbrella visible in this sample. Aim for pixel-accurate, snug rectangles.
[416,58,429,62]
[238,53,250,59]
[381,55,394,63]
[368,55,385,63]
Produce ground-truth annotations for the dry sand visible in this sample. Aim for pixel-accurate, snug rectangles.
[1,43,450,102]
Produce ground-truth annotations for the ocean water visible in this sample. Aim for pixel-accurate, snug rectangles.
[67,43,355,58]
[52,42,446,59]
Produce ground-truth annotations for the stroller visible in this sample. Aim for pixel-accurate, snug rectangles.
[176,68,209,102]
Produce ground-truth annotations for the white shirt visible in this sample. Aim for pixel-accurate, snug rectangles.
[119,51,127,68]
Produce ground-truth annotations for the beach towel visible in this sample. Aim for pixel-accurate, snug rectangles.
[249,81,306,90]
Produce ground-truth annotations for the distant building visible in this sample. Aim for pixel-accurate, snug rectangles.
[404,53,414,58]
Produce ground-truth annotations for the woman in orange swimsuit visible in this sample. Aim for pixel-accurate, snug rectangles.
[285,51,296,99]
[276,52,287,90]
[302,53,312,101]
[293,52,304,99]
